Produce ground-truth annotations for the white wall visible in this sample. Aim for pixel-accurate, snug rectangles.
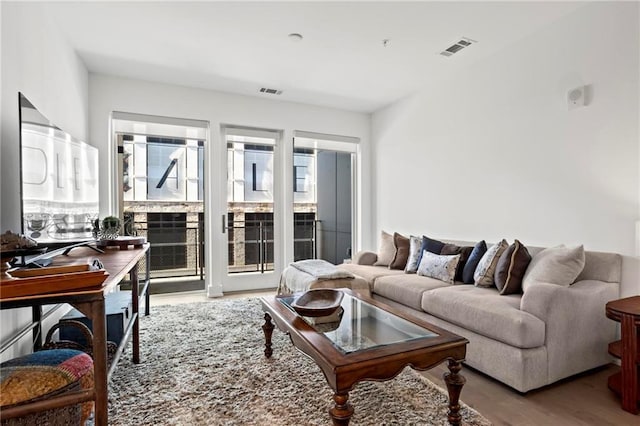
[89,74,371,295]
[372,2,639,295]
[0,2,89,360]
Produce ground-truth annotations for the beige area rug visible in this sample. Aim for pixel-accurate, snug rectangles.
[106,299,492,425]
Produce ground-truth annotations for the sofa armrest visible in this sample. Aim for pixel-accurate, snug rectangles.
[520,280,619,383]
[352,251,377,265]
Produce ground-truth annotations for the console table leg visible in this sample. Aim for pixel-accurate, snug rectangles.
[329,392,353,425]
[131,265,140,364]
[444,359,466,426]
[91,298,108,426]
[262,313,274,358]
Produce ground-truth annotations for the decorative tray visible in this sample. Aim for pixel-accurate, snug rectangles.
[1,263,109,299]
[291,289,344,317]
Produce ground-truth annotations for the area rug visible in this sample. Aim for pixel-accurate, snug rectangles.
[106,299,492,425]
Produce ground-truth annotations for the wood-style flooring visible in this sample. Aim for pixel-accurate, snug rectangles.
[422,363,636,426]
[149,290,638,426]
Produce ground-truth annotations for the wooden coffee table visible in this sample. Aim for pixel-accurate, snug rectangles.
[260,289,469,425]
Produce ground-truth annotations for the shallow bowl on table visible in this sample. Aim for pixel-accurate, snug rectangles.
[291,289,344,317]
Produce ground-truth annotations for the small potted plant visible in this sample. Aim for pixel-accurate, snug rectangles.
[101,216,121,240]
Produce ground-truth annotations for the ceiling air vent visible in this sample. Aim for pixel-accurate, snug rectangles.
[259,87,283,95]
[440,37,477,57]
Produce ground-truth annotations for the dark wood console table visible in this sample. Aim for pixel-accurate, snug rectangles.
[606,295,640,414]
[0,244,150,426]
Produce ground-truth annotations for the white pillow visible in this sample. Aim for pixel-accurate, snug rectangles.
[417,250,460,284]
[521,245,585,292]
[474,239,508,287]
[373,231,395,267]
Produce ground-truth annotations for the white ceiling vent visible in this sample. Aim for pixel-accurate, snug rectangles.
[440,37,477,57]
[259,87,283,95]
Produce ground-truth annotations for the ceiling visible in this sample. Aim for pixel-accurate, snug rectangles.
[46,1,585,113]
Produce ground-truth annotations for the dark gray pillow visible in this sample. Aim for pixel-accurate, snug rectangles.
[495,240,532,295]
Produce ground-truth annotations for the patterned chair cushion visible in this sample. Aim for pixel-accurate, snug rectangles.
[1,349,94,423]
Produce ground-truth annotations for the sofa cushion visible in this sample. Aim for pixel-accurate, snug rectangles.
[474,239,508,287]
[404,235,422,274]
[522,245,585,292]
[576,251,622,283]
[462,240,487,284]
[417,251,460,284]
[374,274,451,310]
[373,231,395,267]
[389,233,410,270]
[337,264,403,285]
[421,286,545,349]
[441,243,473,282]
[495,240,532,295]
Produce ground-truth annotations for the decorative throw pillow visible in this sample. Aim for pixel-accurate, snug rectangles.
[416,235,446,268]
[462,240,487,284]
[474,239,508,287]
[494,240,532,295]
[373,231,395,267]
[441,243,473,282]
[389,233,410,270]
[521,245,585,292]
[417,250,461,284]
[404,235,423,274]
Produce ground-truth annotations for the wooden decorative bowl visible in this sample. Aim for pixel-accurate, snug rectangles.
[291,289,344,317]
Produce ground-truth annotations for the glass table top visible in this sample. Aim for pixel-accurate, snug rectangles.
[279,292,438,354]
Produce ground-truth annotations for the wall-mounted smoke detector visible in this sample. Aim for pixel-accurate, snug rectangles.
[440,37,477,57]
[259,87,283,95]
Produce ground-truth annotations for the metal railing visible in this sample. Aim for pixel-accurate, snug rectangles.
[227,219,274,274]
[125,212,205,280]
[125,212,317,279]
[227,217,318,273]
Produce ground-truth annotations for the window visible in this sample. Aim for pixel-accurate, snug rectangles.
[122,135,204,202]
[293,166,307,193]
[293,147,315,201]
[252,163,267,191]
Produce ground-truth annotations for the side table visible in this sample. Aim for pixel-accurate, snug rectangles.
[606,295,640,414]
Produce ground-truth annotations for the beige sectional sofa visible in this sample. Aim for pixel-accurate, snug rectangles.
[337,241,622,392]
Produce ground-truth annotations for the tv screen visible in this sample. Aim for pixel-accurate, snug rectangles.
[19,93,99,244]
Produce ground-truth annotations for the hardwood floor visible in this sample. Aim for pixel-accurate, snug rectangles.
[149,290,638,425]
[422,363,636,426]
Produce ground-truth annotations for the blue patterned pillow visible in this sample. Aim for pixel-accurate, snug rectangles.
[417,250,460,284]
[474,239,508,287]
[404,236,423,274]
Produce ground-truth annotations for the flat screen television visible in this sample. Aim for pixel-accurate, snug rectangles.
[19,93,99,245]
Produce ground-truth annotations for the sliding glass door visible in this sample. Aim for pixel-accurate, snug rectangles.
[293,134,358,265]
[112,113,208,294]
[221,127,281,292]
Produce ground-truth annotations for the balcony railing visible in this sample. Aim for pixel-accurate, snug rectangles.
[125,212,205,280]
[125,212,317,280]
[228,219,274,274]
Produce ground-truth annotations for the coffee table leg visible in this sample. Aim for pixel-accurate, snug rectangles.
[329,392,354,425]
[444,359,466,426]
[262,312,275,358]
